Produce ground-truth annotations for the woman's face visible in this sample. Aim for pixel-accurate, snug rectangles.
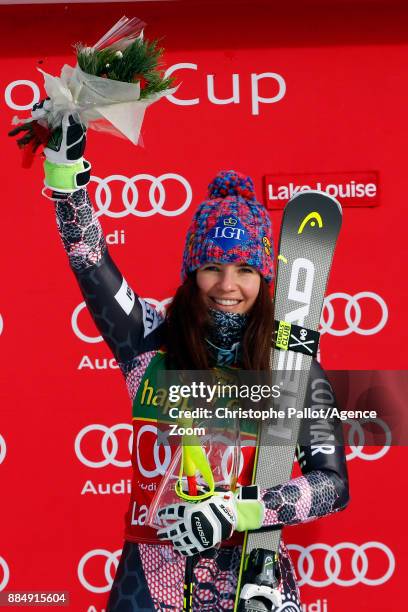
[196,263,261,314]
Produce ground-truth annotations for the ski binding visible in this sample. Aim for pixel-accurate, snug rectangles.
[237,549,282,611]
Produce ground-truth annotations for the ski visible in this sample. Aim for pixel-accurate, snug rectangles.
[234,191,343,611]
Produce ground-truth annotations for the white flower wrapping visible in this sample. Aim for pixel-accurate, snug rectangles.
[37,63,177,144]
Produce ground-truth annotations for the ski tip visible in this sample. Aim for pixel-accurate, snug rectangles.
[288,189,343,215]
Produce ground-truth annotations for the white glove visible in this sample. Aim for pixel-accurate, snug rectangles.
[157,487,265,557]
[36,109,90,192]
[43,111,87,165]
[157,492,238,556]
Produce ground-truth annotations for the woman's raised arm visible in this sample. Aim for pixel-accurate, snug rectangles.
[45,112,165,364]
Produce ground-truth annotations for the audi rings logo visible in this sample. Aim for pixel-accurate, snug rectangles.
[0,434,6,465]
[90,174,192,218]
[0,556,10,592]
[4,79,40,110]
[136,424,172,478]
[75,424,133,468]
[287,542,395,587]
[78,549,122,593]
[346,418,391,461]
[321,292,388,336]
[75,423,174,478]
[71,297,172,344]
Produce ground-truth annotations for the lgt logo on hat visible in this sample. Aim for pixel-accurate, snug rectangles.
[207,215,249,251]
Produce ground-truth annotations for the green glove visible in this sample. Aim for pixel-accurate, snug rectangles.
[235,485,264,532]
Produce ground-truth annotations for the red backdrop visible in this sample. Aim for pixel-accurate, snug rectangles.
[1,1,407,610]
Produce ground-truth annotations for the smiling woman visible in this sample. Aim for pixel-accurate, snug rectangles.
[29,110,348,611]
[164,170,275,371]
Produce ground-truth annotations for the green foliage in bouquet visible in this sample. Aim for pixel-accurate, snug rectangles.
[76,38,174,98]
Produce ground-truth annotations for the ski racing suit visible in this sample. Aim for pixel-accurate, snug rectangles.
[52,187,349,611]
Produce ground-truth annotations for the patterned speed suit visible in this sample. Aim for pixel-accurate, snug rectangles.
[52,187,350,611]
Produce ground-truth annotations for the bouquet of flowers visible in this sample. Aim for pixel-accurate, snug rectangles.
[9,16,176,164]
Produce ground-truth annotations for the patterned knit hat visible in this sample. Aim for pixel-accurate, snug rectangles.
[181,170,274,283]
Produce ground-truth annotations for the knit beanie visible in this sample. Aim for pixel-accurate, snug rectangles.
[181,170,274,284]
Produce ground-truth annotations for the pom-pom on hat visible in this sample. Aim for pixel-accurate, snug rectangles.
[181,170,274,284]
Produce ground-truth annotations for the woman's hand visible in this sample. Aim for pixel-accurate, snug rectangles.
[157,488,264,557]
[43,110,87,165]
[157,492,238,556]
[42,110,90,193]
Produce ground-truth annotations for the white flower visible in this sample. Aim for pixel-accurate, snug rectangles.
[115,50,123,59]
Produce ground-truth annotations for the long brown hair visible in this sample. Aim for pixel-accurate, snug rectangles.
[165,272,274,370]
